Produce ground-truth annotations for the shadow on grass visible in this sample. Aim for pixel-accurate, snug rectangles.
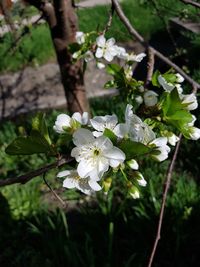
[1,189,200,267]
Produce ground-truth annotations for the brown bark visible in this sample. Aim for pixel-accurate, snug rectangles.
[26,0,90,114]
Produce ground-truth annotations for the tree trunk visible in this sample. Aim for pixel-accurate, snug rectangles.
[26,0,90,114]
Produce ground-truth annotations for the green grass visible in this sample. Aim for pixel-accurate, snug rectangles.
[0,24,55,73]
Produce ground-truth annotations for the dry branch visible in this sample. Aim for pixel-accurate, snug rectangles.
[180,0,200,8]
[0,156,73,187]
[147,134,182,267]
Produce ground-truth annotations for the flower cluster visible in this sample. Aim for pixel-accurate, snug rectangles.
[72,31,146,70]
[53,104,176,197]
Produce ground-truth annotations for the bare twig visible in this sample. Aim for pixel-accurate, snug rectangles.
[0,156,73,187]
[147,134,182,267]
[111,0,200,90]
[43,172,66,207]
[180,0,200,8]
[145,47,155,87]
[102,3,114,35]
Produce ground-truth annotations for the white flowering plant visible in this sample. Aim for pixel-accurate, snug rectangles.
[5,32,200,200]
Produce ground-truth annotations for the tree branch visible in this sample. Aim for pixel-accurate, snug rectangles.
[111,0,200,90]
[102,2,114,36]
[147,134,182,267]
[180,0,200,8]
[145,47,155,87]
[0,156,73,187]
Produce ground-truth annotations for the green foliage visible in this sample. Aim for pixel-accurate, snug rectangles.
[0,24,55,73]
[5,113,56,156]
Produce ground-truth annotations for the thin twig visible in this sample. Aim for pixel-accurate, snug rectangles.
[147,134,182,267]
[0,156,73,187]
[102,3,115,36]
[180,0,200,8]
[145,47,155,87]
[111,0,200,90]
[43,172,66,207]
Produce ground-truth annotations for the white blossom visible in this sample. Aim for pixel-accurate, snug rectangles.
[167,133,179,146]
[181,93,198,110]
[176,73,184,83]
[114,104,155,144]
[115,46,128,59]
[158,75,175,92]
[135,172,147,187]
[143,90,158,107]
[135,95,143,105]
[129,186,140,199]
[75,31,85,45]
[175,84,183,94]
[188,115,197,126]
[57,170,101,195]
[90,114,118,137]
[53,112,88,133]
[126,52,146,62]
[95,35,118,62]
[127,159,139,170]
[188,127,200,140]
[149,137,170,161]
[71,128,125,180]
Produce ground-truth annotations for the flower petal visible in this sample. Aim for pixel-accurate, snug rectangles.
[63,178,77,189]
[96,35,106,47]
[73,128,95,146]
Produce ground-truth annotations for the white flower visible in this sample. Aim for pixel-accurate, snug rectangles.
[158,75,175,92]
[90,114,118,137]
[57,170,101,195]
[71,128,125,180]
[135,95,143,105]
[95,35,118,62]
[114,104,155,144]
[97,62,106,69]
[176,73,184,83]
[53,112,88,133]
[181,93,198,110]
[149,137,170,161]
[135,172,147,187]
[188,127,200,140]
[84,51,94,62]
[75,31,85,45]
[115,46,128,59]
[167,133,179,146]
[129,186,140,199]
[126,52,146,62]
[175,84,183,94]
[127,159,139,170]
[143,90,158,107]
[188,115,196,126]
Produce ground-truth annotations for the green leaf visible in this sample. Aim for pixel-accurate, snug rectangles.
[162,88,183,116]
[119,140,152,160]
[68,43,81,54]
[5,130,56,155]
[103,129,117,144]
[163,73,177,83]
[152,70,161,87]
[106,64,121,76]
[32,113,51,145]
